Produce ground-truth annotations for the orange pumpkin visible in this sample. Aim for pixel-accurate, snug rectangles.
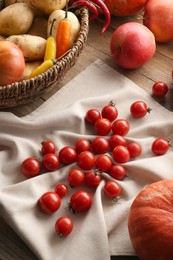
[104,0,148,16]
[128,179,173,260]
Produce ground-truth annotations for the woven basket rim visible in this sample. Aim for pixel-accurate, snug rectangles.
[0,2,89,108]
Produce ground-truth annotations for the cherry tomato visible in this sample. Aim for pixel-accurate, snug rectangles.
[127,142,142,158]
[42,153,60,171]
[130,101,150,118]
[103,180,121,200]
[85,109,101,124]
[101,102,118,122]
[38,192,61,214]
[84,170,102,188]
[55,184,69,198]
[21,157,40,178]
[152,82,168,97]
[69,190,92,213]
[94,118,112,136]
[91,136,110,154]
[110,165,126,180]
[112,145,130,163]
[41,140,56,155]
[77,151,95,170]
[112,119,130,136]
[59,146,77,165]
[95,154,113,172]
[109,134,127,149]
[75,139,90,154]
[151,138,170,155]
[55,216,73,237]
[68,168,85,187]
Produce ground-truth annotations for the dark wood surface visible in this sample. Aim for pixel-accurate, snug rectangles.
[0,12,173,260]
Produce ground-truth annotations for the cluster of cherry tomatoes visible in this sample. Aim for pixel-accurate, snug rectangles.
[20,100,170,237]
[38,188,92,237]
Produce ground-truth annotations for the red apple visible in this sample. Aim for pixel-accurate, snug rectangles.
[143,0,173,43]
[110,22,156,69]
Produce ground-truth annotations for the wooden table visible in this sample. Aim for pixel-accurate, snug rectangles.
[0,12,173,260]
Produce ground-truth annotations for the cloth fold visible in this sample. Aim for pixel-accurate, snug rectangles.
[0,59,173,260]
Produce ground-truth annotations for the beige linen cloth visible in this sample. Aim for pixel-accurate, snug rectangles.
[0,59,173,260]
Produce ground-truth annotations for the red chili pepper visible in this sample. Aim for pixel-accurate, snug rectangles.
[91,0,111,35]
[68,0,111,36]
[72,0,99,22]
[68,0,78,7]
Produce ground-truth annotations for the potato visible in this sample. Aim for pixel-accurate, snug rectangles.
[0,35,6,41]
[20,61,42,80]
[5,0,30,6]
[6,34,46,61]
[47,10,81,47]
[27,16,48,39]
[5,0,45,17]
[0,3,34,36]
[29,0,66,15]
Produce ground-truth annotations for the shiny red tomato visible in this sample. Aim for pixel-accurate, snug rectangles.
[95,154,113,172]
[55,216,73,236]
[85,109,101,124]
[101,102,118,122]
[127,142,142,158]
[77,151,95,170]
[41,140,56,155]
[110,165,126,180]
[55,184,69,198]
[112,119,130,136]
[112,145,130,163]
[94,118,112,136]
[75,139,90,154]
[103,180,121,200]
[91,136,110,154]
[68,168,85,187]
[84,170,102,188]
[59,146,77,165]
[151,138,170,155]
[38,192,61,214]
[130,101,150,118]
[42,153,60,171]
[152,82,168,97]
[109,134,127,149]
[21,157,40,178]
[69,190,92,213]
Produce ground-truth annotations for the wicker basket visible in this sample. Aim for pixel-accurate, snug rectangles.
[0,1,89,108]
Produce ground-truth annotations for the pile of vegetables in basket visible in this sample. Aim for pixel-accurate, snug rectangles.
[0,0,110,86]
[0,0,81,85]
